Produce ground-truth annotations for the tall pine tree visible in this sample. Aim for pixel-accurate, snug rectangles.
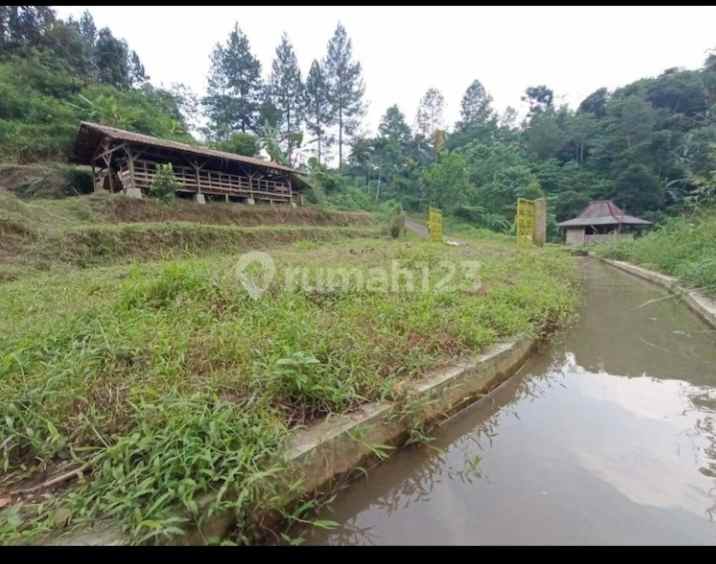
[94,27,131,88]
[304,59,334,166]
[204,23,263,140]
[415,88,445,139]
[324,23,365,169]
[267,33,304,166]
[457,79,495,130]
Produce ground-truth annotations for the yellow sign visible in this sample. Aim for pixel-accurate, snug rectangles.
[427,207,443,242]
[516,198,536,245]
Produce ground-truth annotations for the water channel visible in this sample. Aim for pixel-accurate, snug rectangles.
[305,259,716,545]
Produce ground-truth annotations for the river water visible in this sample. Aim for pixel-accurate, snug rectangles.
[305,259,716,545]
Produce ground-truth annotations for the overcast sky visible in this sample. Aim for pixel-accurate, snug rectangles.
[55,5,716,137]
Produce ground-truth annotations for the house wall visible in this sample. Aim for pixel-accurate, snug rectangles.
[585,232,634,244]
[565,228,585,245]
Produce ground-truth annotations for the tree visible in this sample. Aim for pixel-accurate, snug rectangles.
[324,23,365,169]
[422,151,471,211]
[304,59,334,166]
[258,121,288,165]
[166,82,202,136]
[578,87,609,118]
[457,79,494,130]
[522,85,554,117]
[78,10,96,48]
[204,23,263,139]
[94,27,130,88]
[372,105,415,201]
[44,17,92,77]
[129,50,148,86]
[614,163,664,213]
[415,88,445,140]
[0,6,55,53]
[524,109,565,161]
[216,132,260,157]
[268,33,304,166]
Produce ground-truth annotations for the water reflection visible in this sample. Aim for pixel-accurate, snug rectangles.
[305,260,716,545]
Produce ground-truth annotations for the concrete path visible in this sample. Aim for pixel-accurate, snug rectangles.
[405,217,428,238]
[405,216,464,246]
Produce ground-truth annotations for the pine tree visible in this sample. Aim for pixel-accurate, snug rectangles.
[0,6,55,52]
[94,27,131,88]
[204,23,263,139]
[268,33,304,166]
[129,51,148,86]
[78,10,98,78]
[378,105,412,145]
[324,23,365,169]
[304,59,334,166]
[78,10,96,48]
[415,88,445,139]
[458,79,494,129]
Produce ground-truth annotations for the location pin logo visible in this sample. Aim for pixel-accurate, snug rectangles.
[234,251,276,300]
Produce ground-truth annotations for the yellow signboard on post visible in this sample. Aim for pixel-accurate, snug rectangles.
[516,198,536,245]
[427,207,443,242]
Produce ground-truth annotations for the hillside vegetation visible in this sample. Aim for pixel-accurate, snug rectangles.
[595,208,716,295]
[0,191,377,281]
[3,7,716,235]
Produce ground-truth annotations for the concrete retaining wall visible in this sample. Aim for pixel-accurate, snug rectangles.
[600,258,716,328]
[45,336,536,546]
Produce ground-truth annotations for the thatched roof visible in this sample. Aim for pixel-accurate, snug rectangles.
[557,200,651,228]
[71,121,301,175]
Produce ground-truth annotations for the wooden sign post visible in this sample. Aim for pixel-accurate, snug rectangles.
[516,198,536,245]
[427,207,443,242]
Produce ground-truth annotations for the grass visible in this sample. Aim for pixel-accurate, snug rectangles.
[594,207,716,295]
[0,191,378,280]
[0,229,579,545]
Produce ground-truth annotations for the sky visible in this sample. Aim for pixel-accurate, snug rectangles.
[55,5,716,138]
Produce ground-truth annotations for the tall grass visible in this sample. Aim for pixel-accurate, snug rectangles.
[0,236,579,544]
[595,207,716,294]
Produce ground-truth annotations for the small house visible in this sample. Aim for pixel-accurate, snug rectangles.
[71,122,310,206]
[557,200,651,245]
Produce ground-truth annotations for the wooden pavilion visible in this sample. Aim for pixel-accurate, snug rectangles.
[558,200,651,245]
[71,122,310,206]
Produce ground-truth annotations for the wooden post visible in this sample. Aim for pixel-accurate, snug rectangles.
[124,146,136,192]
[193,162,201,194]
[108,166,115,193]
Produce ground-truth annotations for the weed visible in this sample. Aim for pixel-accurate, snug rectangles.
[0,230,579,544]
[595,207,716,295]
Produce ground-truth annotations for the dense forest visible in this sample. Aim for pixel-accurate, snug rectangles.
[2,6,716,236]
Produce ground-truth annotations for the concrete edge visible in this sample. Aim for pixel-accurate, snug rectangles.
[44,336,537,546]
[598,257,716,328]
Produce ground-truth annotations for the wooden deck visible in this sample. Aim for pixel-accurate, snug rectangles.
[101,159,294,203]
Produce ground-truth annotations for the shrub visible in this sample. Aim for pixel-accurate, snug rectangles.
[149,163,178,202]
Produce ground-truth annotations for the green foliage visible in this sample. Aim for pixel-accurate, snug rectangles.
[0,234,579,543]
[304,60,334,166]
[422,151,472,212]
[215,132,260,157]
[0,44,191,162]
[149,163,178,202]
[596,207,716,294]
[203,23,263,138]
[267,33,305,166]
[324,23,365,168]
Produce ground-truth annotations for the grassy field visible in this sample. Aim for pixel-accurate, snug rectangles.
[0,191,377,281]
[0,193,580,545]
[594,208,716,295]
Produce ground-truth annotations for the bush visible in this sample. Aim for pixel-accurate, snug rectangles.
[149,163,178,202]
[596,207,716,293]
